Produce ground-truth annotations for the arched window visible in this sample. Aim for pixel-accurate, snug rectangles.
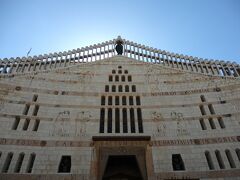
[26,153,36,173]
[137,108,143,133]
[105,85,109,92]
[122,96,127,105]
[129,96,134,105]
[124,70,128,74]
[112,85,116,92]
[115,96,119,105]
[200,95,206,102]
[115,75,119,82]
[101,96,105,105]
[112,70,116,74]
[199,105,206,115]
[121,75,125,82]
[217,117,225,128]
[2,152,13,173]
[208,104,215,114]
[123,108,128,133]
[118,85,122,92]
[32,94,38,102]
[118,66,122,69]
[23,118,30,130]
[125,85,129,92]
[32,119,40,131]
[118,70,122,74]
[109,75,113,82]
[12,116,20,130]
[208,118,216,129]
[107,109,112,133]
[199,118,207,130]
[108,96,112,105]
[136,96,141,105]
[23,104,30,115]
[128,75,132,82]
[14,153,25,173]
[215,150,225,169]
[115,108,120,133]
[132,85,136,92]
[32,105,39,116]
[236,148,240,161]
[99,108,105,133]
[205,151,214,170]
[225,150,236,168]
[130,108,135,133]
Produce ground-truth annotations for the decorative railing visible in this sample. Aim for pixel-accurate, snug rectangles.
[0,36,239,77]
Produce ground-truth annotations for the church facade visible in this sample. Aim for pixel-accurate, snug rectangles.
[0,36,240,179]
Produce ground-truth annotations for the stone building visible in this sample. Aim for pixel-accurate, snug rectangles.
[0,36,240,180]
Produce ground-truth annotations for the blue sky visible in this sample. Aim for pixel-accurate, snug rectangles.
[0,0,240,63]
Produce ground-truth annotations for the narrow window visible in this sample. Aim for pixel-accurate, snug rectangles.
[217,117,225,128]
[215,150,225,169]
[32,119,40,131]
[118,85,122,92]
[225,150,236,168]
[136,96,141,105]
[14,153,25,173]
[58,156,71,173]
[32,94,38,102]
[129,96,134,105]
[199,105,206,115]
[115,108,120,133]
[115,75,119,82]
[12,116,20,130]
[137,108,143,133]
[115,96,119,105]
[124,70,128,74]
[107,109,112,133]
[118,66,122,69]
[199,118,207,130]
[109,75,113,82]
[121,75,125,82]
[23,104,30,115]
[205,151,214,170]
[112,70,116,74]
[108,96,112,105]
[132,85,136,92]
[125,85,129,92]
[23,118,30,131]
[123,108,128,133]
[122,96,126,105]
[0,151,1,158]
[32,105,39,116]
[26,153,36,173]
[130,108,135,133]
[118,70,122,74]
[208,118,216,129]
[101,96,105,105]
[208,104,215,114]
[112,85,116,92]
[128,75,132,82]
[100,108,105,133]
[2,152,13,173]
[172,154,185,171]
[200,95,206,102]
[105,85,109,92]
[236,148,240,161]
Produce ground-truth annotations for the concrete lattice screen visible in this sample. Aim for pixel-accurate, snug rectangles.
[0,36,239,77]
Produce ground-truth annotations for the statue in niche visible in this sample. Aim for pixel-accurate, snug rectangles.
[52,110,71,137]
[115,39,123,55]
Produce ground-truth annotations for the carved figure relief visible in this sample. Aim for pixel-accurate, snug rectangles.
[170,111,190,136]
[52,111,71,137]
[75,111,92,137]
[151,111,166,137]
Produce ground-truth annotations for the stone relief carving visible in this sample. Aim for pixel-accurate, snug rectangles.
[151,111,166,137]
[51,111,71,137]
[170,111,190,136]
[75,111,92,137]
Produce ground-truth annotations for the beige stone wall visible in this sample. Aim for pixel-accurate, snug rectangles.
[0,56,240,179]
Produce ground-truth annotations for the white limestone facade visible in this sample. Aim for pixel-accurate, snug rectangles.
[0,37,240,180]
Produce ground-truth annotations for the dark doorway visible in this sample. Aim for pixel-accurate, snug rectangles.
[102,155,143,180]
